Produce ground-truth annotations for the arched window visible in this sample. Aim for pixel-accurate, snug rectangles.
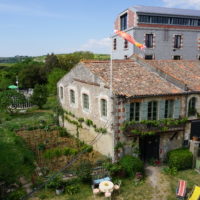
[188,97,196,116]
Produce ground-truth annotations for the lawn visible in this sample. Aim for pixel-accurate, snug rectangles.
[30,178,153,200]
[166,169,200,200]
[28,168,200,200]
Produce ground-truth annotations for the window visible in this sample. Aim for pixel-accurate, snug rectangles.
[124,39,128,49]
[120,13,127,31]
[174,35,182,48]
[148,101,157,120]
[70,89,75,104]
[82,93,89,110]
[173,55,181,60]
[138,15,200,27]
[113,38,117,50]
[100,99,107,117]
[124,55,128,60]
[164,100,174,118]
[188,97,196,116]
[145,34,153,48]
[130,102,140,121]
[60,86,63,99]
[145,55,153,60]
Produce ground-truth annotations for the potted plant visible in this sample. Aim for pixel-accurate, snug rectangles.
[55,181,64,195]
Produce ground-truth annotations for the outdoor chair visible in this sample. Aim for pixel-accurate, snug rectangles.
[176,180,187,199]
[187,186,200,200]
[114,180,121,194]
[91,185,100,199]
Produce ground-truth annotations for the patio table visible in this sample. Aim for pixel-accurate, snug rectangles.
[99,180,114,193]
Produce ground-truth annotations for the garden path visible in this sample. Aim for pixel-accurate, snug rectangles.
[145,166,170,200]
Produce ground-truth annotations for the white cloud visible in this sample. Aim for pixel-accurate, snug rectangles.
[79,38,111,54]
[162,0,200,9]
[0,3,66,18]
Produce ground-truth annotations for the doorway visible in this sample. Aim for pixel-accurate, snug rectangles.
[139,135,160,162]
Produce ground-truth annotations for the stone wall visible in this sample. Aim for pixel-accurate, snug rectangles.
[57,64,115,160]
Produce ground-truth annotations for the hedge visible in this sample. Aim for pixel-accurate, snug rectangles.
[119,155,144,177]
[167,148,193,170]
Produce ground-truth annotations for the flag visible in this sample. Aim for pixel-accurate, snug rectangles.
[114,30,146,50]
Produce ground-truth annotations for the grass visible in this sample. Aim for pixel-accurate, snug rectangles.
[28,168,200,200]
[166,169,200,200]
[0,63,14,67]
[30,178,153,200]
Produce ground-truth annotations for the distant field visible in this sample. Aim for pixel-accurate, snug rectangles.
[33,56,46,63]
[0,63,14,67]
[94,54,110,60]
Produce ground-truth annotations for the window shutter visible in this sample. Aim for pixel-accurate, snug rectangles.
[140,102,148,120]
[173,99,180,119]
[125,103,130,121]
[159,100,165,119]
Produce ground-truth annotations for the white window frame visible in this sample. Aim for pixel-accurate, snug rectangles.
[59,84,64,102]
[98,94,109,121]
[81,88,91,113]
[68,85,78,108]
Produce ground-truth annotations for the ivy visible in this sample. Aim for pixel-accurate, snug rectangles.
[65,111,107,134]
[120,118,188,136]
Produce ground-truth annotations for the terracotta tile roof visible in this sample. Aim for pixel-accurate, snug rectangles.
[82,60,183,97]
[145,60,200,91]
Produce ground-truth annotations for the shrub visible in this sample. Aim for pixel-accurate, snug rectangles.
[59,127,70,137]
[167,148,193,170]
[65,184,80,195]
[76,160,92,183]
[85,119,93,126]
[119,155,144,177]
[46,173,64,189]
[103,162,122,176]
[6,188,26,200]
[162,167,177,176]
[81,144,93,153]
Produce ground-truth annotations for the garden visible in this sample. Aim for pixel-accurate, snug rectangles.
[0,95,200,200]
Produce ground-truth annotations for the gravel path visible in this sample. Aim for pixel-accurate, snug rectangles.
[145,166,170,200]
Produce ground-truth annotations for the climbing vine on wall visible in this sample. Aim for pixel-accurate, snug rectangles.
[64,110,107,134]
[120,118,188,136]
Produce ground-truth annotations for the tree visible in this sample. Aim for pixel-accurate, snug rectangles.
[18,64,47,88]
[47,68,66,95]
[31,84,48,108]
[0,128,35,185]
[45,53,60,73]
[0,90,26,113]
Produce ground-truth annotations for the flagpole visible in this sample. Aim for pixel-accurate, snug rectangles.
[110,35,113,98]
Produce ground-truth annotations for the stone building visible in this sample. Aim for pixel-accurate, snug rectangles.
[57,55,200,162]
[112,5,200,60]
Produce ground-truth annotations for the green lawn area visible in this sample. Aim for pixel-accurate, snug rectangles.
[0,63,14,67]
[31,178,153,200]
[29,168,200,200]
[166,169,200,200]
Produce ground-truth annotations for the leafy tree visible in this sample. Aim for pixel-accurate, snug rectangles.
[31,84,48,108]
[44,53,60,73]
[0,128,35,184]
[18,64,47,88]
[0,90,26,113]
[57,51,94,71]
[0,71,12,89]
[47,68,66,95]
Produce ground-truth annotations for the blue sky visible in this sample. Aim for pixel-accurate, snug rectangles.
[1,0,199,57]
